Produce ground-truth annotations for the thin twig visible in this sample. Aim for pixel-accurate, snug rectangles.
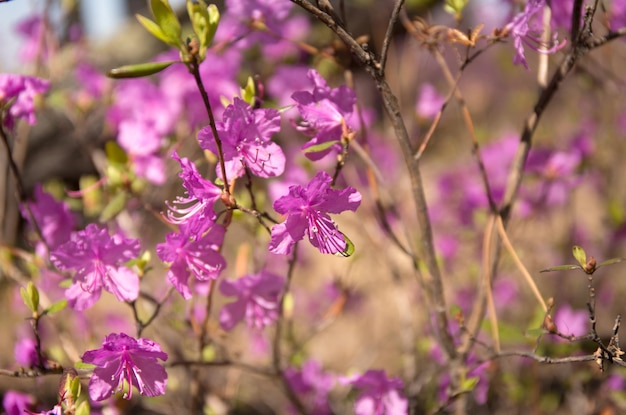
[380,0,405,74]
[495,215,547,312]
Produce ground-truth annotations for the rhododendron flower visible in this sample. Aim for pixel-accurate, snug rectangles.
[0,73,49,129]
[15,15,50,64]
[14,337,40,368]
[341,370,408,415]
[218,0,309,58]
[158,48,241,128]
[504,0,566,70]
[269,171,361,256]
[291,69,356,160]
[416,83,445,119]
[219,271,284,330]
[3,390,35,415]
[156,224,226,299]
[82,333,168,401]
[198,97,285,180]
[25,406,62,415]
[164,152,223,233]
[285,360,335,415]
[20,185,75,256]
[554,305,588,337]
[50,224,140,310]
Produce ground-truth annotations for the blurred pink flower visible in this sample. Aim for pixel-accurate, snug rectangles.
[219,270,284,330]
[341,370,408,415]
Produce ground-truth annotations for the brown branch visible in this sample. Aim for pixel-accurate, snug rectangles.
[290,0,456,361]
[380,0,405,73]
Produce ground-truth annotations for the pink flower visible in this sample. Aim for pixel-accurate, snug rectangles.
[341,370,408,415]
[285,360,335,415]
[198,98,285,180]
[416,83,445,119]
[50,224,140,310]
[269,171,361,255]
[82,333,168,401]
[291,70,356,160]
[504,0,566,70]
[219,271,285,330]
[20,185,75,256]
[0,73,49,129]
[156,224,226,299]
[3,390,35,415]
[14,337,40,368]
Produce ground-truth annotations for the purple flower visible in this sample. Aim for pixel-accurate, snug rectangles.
[74,63,109,101]
[285,360,335,415]
[269,171,361,256]
[15,15,49,64]
[3,390,35,415]
[20,184,75,256]
[504,0,566,70]
[219,270,285,330]
[416,83,445,119]
[117,119,166,184]
[341,370,408,415]
[50,224,140,310]
[218,0,308,58]
[158,48,240,128]
[82,333,168,401]
[0,73,49,130]
[554,305,588,337]
[291,70,356,160]
[25,406,63,415]
[156,224,226,299]
[164,152,223,232]
[198,98,285,180]
[14,337,40,368]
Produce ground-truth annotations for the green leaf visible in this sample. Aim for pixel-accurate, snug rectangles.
[443,0,469,19]
[206,4,220,47]
[202,345,216,362]
[334,232,355,257]
[107,61,177,79]
[150,0,182,47]
[303,140,340,154]
[135,14,170,44]
[74,361,96,371]
[187,1,220,61]
[79,175,102,217]
[572,245,587,268]
[241,76,256,106]
[539,264,580,273]
[525,327,545,338]
[43,299,67,316]
[20,282,39,313]
[283,292,294,318]
[598,257,626,268]
[460,376,479,392]
[69,376,82,400]
[99,191,128,222]
[75,401,90,415]
[105,141,128,165]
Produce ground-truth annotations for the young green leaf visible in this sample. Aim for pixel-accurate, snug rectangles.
[539,264,580,273]
[99,191,128,222]
[107,61,177,79]
[20,282,39,313]
[43,299,68,316]
[572,245,587,268]
[303,140,340,154]
[135,14,170,44]
[150,0,182,48]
